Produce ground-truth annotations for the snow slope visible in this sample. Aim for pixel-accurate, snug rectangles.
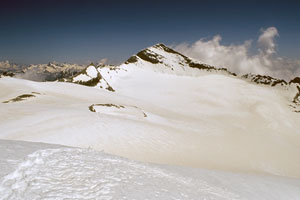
[1,44,300,180]
[1,139,300,200]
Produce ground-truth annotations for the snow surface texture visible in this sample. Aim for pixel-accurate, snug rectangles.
[0,140,63,178]
[1,140,300,200]
[1,44,300,178]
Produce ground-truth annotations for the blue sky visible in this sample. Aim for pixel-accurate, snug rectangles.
[0,0,300,64]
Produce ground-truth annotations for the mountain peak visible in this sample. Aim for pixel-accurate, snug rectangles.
[152,43,172,50]
[89,62,96,67]
[125,43,184,65]
[124,43,236,76]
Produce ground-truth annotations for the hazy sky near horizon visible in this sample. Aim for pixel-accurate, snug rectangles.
[1,0,300,64]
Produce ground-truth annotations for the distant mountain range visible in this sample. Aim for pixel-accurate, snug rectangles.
[0,61,85,81]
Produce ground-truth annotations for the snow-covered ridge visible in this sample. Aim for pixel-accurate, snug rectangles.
[72,64,101,85]
[242,73,288,87]
[239,74,300,112]
[70,63,115,91]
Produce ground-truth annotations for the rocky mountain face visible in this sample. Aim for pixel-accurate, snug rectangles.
[241,74,288,87]
[290,77,300,85]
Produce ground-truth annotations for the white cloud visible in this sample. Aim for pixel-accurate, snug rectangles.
[98,58,109,64]
[96,58,122,66]
[258,27,279,55]
[174,27,300,80]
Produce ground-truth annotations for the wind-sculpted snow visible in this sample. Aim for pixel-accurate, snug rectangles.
[0,148,241,200]
[1,142,300,200]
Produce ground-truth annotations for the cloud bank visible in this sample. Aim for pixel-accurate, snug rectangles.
[174,27,300,80]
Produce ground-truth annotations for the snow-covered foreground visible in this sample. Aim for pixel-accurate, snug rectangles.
[1,139,300,200]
